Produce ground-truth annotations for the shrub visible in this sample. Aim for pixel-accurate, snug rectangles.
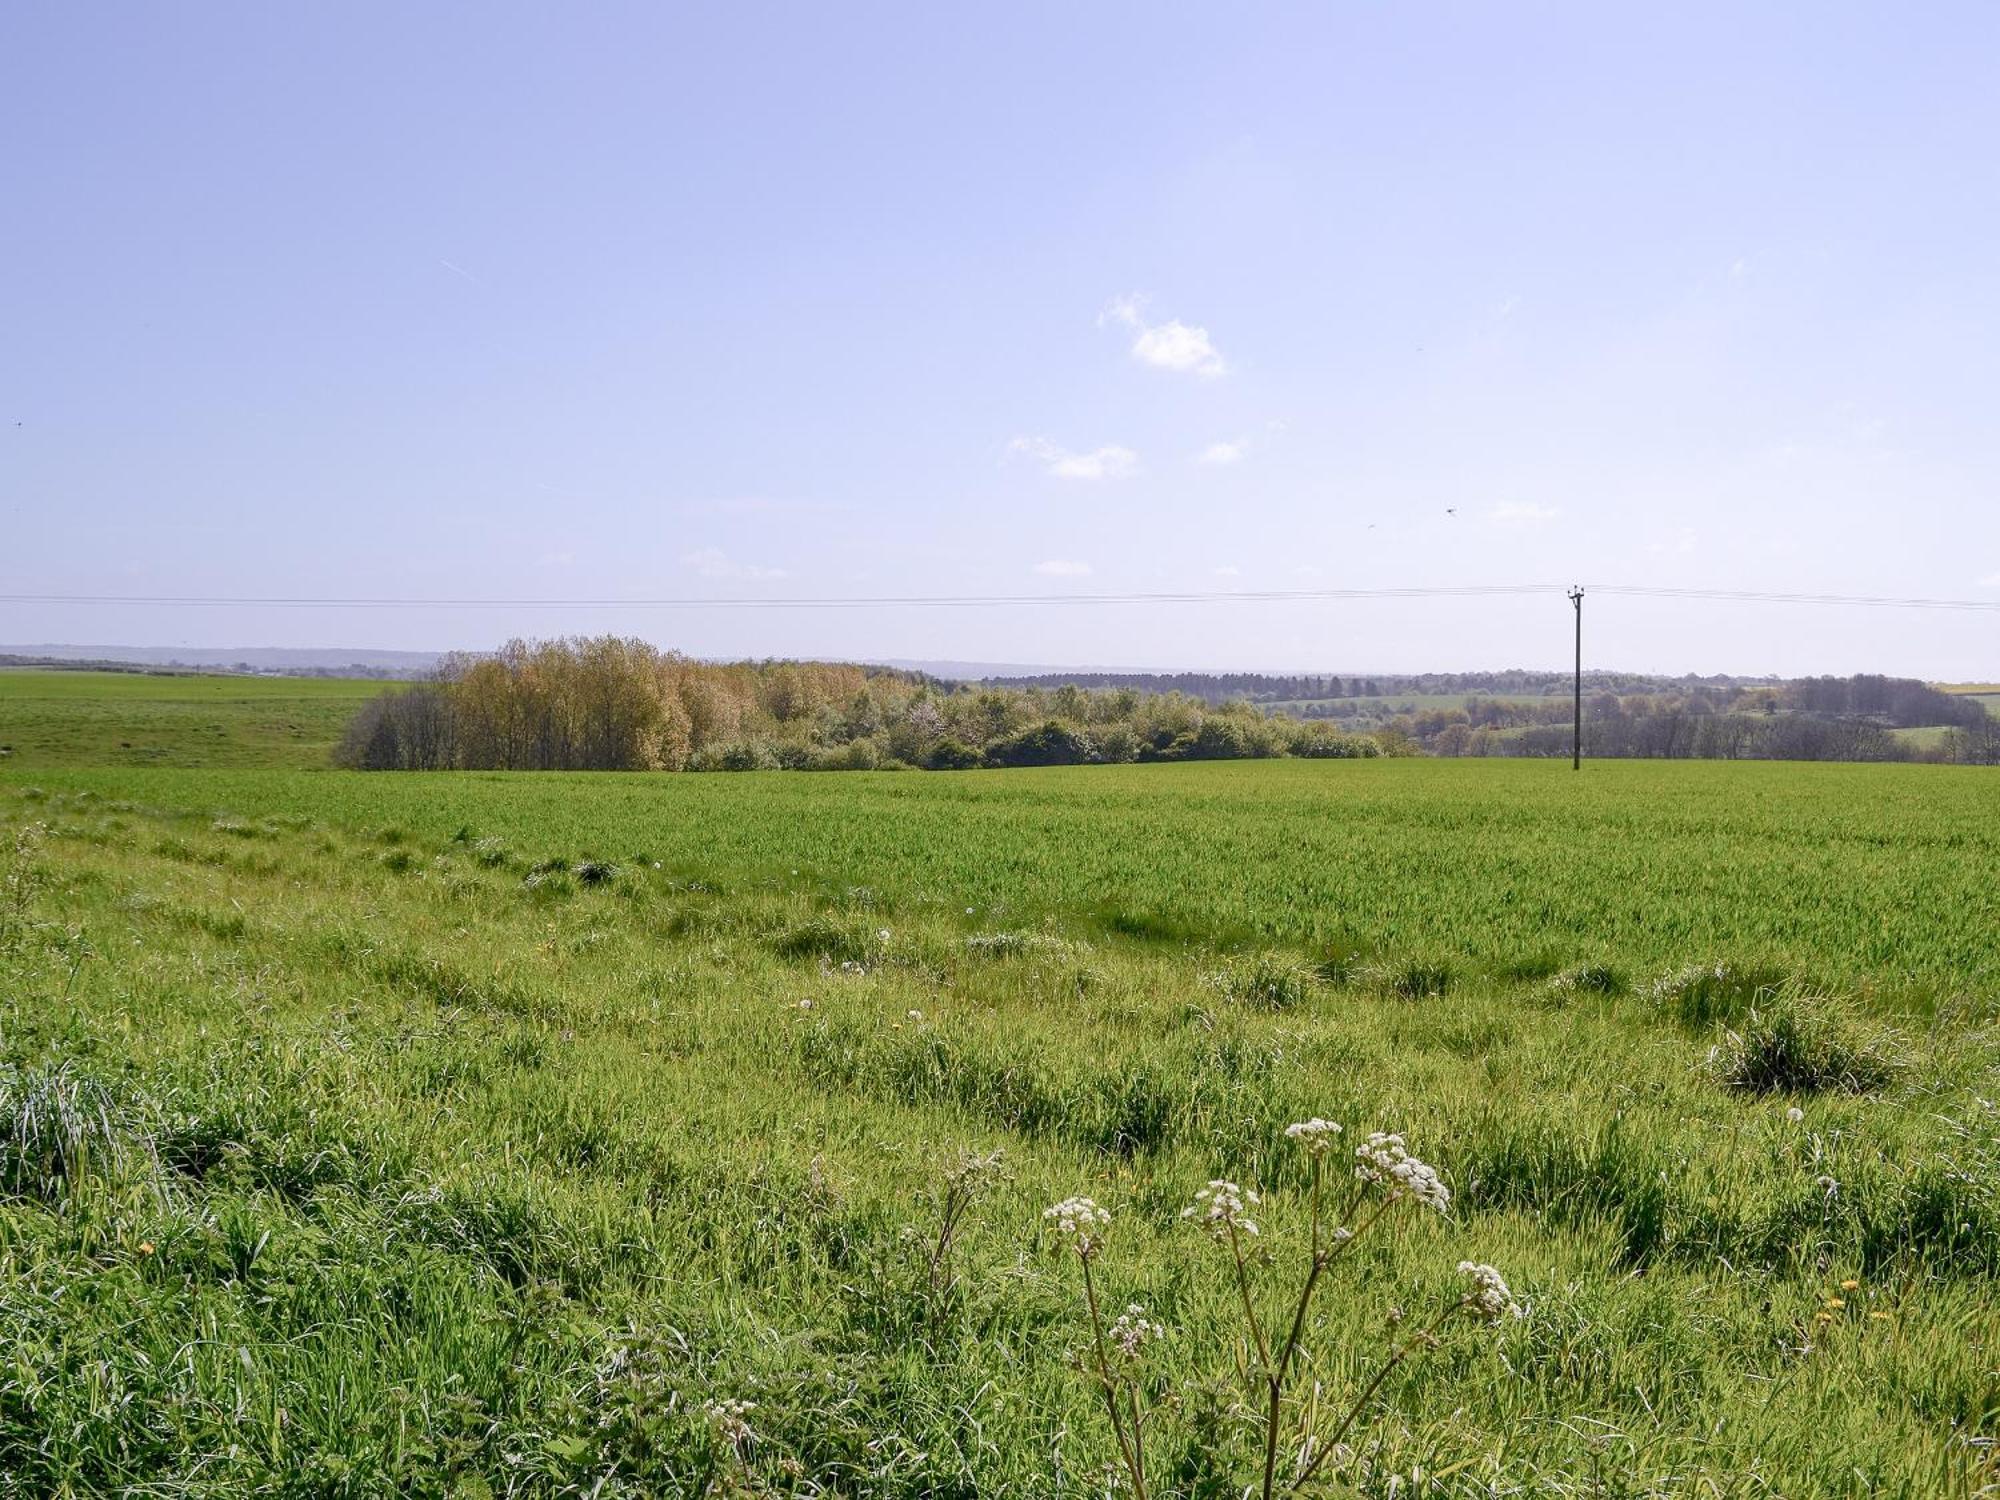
[984,720,1096,768]
[808,739,882,772]
[690,740,781,772]
[926,738,984,771]
[1288,723,1380,758]
[1716,998,1900,1095]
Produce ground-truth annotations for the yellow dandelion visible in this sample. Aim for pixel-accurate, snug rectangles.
[1825,1297,1846,1309]
[1814,1311,1833,1324]
[1839,1279,1859,1291]
[1868,1311,1890,1321]
[138,1242,155,1256]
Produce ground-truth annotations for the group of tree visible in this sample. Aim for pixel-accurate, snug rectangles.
[333,637,1384,772]
[1371,675,1999,765]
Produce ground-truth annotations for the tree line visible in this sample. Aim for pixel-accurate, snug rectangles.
[333,637,1383,772]
[1375,676,2000,765]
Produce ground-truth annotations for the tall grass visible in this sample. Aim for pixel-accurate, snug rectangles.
[0,769,1996,1493]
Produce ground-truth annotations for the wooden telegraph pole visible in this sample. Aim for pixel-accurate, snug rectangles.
[1568,586,1584,770]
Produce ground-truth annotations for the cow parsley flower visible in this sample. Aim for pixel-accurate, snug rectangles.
[1182,1179,1260,1239]
[1353,1132,1451,1212]
[702,1397,757,1446]
[1285,1118,1343,1157]
[1457,1261,1522,1322]
[1044,1196,1111,1257]
[1108,1303,1168,1365]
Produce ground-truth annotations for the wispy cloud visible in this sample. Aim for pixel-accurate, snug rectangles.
[1979,570,2000,588]
[683,546,788,580]
[1213,564,1242,577]
[1199,440,1247,466]
[1010,436,1137,480]
[1489,502,1559,527]
[1101,293,1227,377]
[1033,558,1093,577]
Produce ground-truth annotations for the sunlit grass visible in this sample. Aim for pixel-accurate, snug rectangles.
[0,764,1996,1494]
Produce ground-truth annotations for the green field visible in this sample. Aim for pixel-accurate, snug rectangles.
[2,689,1998,1494]
[0,669,378,769]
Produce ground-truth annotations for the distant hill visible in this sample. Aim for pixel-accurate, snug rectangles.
[0,645,442,678]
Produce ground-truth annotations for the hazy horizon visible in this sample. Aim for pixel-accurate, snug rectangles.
[6,4,1998,678]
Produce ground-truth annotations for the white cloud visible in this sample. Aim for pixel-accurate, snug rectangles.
[683,546,788,580]
[1213,564,1242,577]
[1980,571,2000,588]
[1199,440,1247,466]
[1033,558,1093,577]
[1098,294,1143,329]
[1133,321,1225,376]
[1010,435,1137,480]
[1489,502,1559,527]
[1101,293,1227,377]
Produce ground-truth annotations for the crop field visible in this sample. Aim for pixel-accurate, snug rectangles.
[0,669,378,770]
[2,716,1998,1492]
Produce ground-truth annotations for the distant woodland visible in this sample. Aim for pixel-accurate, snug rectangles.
[334,638,1379,771]
[336,639,2000,771]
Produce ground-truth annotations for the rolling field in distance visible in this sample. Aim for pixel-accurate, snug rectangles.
[0,669,378,769]
[2,684,1997,1494]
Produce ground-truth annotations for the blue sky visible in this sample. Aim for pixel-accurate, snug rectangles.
[5,3,1998,675]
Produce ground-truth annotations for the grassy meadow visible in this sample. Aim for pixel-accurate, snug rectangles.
[0,674,1997,1496]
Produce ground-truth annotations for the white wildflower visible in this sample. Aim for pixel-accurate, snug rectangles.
[1181,1179,1260,1239]
[1108,1303,1168,1364]
[702,1397,757,1446]
[1786,1106,1804,1123]
[877,928,893,944]
[1044,1195,1112,1257]
[907,1009,924,1022]
[947,1148,1005,1186]
[1353,1132,1451,1213]
[1285,1118,1344,1157]
[1457,1261,1522,1322]
[1816,1174,1839,1197]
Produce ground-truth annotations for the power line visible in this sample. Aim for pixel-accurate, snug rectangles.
[0,583,1995,612]
[0,585,1558,611]
[1589,585,2000,613]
